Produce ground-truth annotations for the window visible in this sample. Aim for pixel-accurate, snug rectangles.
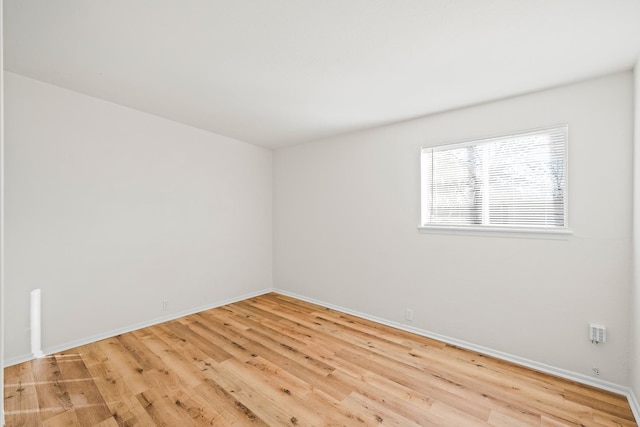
[420,125,568,233]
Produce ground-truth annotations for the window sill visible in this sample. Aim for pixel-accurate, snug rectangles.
[417,225,573,239]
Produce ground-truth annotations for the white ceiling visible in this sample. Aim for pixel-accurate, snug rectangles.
[5,1,640,149]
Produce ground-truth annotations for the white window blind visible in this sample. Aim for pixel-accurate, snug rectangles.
[421,125,568,231]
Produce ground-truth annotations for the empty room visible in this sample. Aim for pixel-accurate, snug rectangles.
[2,1,640,426]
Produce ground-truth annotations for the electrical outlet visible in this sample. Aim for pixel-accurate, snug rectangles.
[405,308,414,322]
[589,324,606,344]
[162,300,169,311]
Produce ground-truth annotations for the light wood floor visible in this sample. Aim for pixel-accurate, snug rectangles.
[4,293,637,426]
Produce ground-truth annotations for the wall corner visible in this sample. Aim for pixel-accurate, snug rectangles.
[631,58,640,418]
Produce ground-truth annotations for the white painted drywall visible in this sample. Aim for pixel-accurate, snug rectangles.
[632,59,640,407]
[1,4,5,423]
[4,72,273,363]
[274,72,634,385]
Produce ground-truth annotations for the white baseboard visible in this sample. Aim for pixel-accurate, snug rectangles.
[3,288,273,368]
[273,288,638,422]
[3,353,35,368]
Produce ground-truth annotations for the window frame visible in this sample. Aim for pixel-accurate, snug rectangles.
[418,125,571,238]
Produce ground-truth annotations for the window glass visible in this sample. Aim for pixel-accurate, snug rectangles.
[421,125,568,231]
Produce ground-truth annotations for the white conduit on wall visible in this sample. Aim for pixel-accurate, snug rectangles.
[30,289,44,358]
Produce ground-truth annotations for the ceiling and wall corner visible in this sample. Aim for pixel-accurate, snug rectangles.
[4,0,640,149]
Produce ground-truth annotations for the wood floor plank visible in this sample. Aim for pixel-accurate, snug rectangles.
[131,330,204,390]
[93,417,120,427]
[106,394,157,426]
[166,389,222,426]
[211,357,330,426]
[30,357,74,422]
[219,354,363,426]
[229,318,337,377]
[159,320,233,363]
[84,361,132,406]
[136,388,198,427]
[40,409,82,427]
[53,353,112,426]
[330,367,447,426]
[4,292,637,426]
[3,363,42,427]
[340,391,427,426]
[197,311,354,400]
[193,377,269,426]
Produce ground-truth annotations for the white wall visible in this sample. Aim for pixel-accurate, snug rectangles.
[4,72,273,363]
[1,5,5,423]
[274,72,634,385]
[632,60,640,407]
